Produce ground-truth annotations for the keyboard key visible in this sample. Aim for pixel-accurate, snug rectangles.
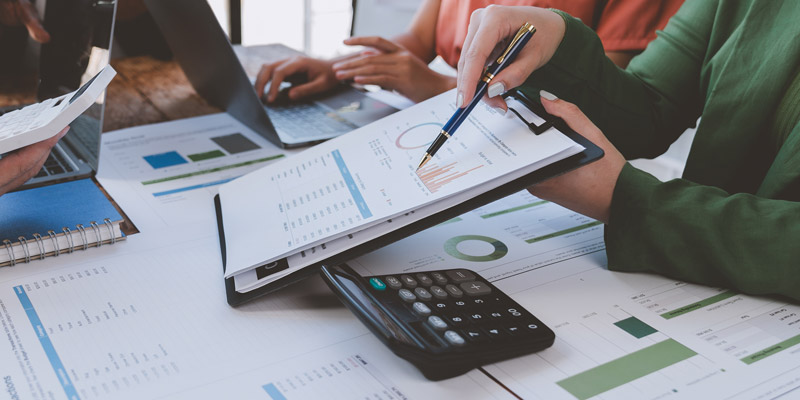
[430,272,448,285]
[506,326,522,336]
[488,311,504,319]
[506,307,524,317]
[444,330,466,346]
[398,289,416,303]
[414,287,433,301]
[429,286,448,299]
[446,270,476,283]
[412,302,431,316]
[484,327,505,338]
[427,316,448,331]
[460,281,492,297]
[467,312,485,323]
[415,273,433,286]
[400,275,418,288]
[384,276,402,290]
[445,284,464,298]
[432,302,448,312]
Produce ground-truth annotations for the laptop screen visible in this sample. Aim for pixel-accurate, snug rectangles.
[0,0,117,176]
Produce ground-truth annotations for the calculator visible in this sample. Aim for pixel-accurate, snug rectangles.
[320,264,555,380]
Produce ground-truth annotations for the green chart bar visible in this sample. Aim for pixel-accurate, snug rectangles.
[525,221,603,244]
[614,317,657,339]
[141,154,285,185]
[659,290,737,320]
[741,334,800,365]
[557,339,697,400]
[480,200,549,219]
[187,150,226,162]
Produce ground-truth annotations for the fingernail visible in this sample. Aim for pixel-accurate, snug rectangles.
[540,90,558,101]
[494,107,506,115]
[456,92,464,108]
[488,82,505,98]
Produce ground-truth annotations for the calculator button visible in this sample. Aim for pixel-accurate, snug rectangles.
[427,316,448,331]
[471,298,486,307]
[412,302,431,316]
[400,275,418,288]
[446,315,467,327]
[462,328,488,343]
[429,286,448,299]
[430,272,448,285]
[384,276,403,290]
[446,270,476,283]
[444,330,466,347]
[432,302,448,312]
[369,278,387,291]
[507,307,523,317]
[398,289,416,302]
[488,311,504,319]
[460,281,492,297]
[452,300,468,309]
[468,313,485,323]
[415,273,434,286]
[525,323,539,331]
[414,287,433,301]
[484,327,505,338]
[506,326,522,336]
[445,284,464,298]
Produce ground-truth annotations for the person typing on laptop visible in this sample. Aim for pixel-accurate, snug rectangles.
[255,0,683,105]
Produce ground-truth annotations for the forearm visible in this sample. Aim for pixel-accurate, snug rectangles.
[607,164,800,301]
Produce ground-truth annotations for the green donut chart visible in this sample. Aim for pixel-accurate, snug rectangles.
[444,235,509,262]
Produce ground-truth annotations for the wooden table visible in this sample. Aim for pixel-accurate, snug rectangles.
[104,44,300,131]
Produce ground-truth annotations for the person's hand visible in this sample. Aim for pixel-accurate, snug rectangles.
[0,0,50,43]
[528,91,625,224]
[456,5,565,110]
[332,36,456,103]
[0,127,68,197]
[254,56,339,103]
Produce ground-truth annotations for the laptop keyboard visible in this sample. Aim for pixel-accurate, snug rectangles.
[35,148,74,178]
[267,103,356,139]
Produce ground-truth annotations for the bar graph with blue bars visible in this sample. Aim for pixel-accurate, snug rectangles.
[331,150,372,219]
[14,286,81,400]
[263,383,288,400]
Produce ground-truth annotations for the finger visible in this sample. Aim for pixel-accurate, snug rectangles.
[266,60,304,102]
[334,64,393,81]
[19,1,50,43]
[538,91,596,134]
[485,62,533,99]
[331,54,394,73]
[457,8,485,78]
[344,36,400,53]
[254,63,277,100]
[457,17,506,107]
[0,134,59,195]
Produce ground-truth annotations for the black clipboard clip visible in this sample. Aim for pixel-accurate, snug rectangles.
[508,106,554,135]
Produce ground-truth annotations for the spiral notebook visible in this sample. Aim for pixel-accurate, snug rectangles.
[0,178,126,266]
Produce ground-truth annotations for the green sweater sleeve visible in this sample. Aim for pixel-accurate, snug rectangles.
[519,2,800,301]
[521,3,713,159]
[608,164,800,302]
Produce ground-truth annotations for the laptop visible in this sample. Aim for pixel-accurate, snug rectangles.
[144,0,399,149]
[0,0,117,192]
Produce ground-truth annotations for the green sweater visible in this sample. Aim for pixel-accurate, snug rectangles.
[520,0,800,301]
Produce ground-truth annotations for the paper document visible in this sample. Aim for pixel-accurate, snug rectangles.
[0,238,512,400]
[219,89,583,287]
[97,113,295,234]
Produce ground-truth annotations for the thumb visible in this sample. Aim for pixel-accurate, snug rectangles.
[538,90,595,134]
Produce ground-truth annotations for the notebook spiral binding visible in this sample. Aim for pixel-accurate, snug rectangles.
[1,218,119,267]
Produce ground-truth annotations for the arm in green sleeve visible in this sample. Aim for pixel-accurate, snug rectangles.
[520,1,716,159]
[606,164,800,302]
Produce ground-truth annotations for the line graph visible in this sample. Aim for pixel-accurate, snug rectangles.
[417,162,483,193]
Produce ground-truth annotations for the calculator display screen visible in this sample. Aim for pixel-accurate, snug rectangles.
[338,275,416,346]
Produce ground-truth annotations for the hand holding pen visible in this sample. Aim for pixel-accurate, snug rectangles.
[417,21,536,170]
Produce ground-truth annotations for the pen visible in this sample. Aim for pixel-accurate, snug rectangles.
[417,22,536,170]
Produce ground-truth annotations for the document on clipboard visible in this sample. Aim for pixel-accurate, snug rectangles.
[215,88,603,306]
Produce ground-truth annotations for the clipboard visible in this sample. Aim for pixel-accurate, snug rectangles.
[215,89,604,306]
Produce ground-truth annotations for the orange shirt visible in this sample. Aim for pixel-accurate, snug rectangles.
[435,0,684,67]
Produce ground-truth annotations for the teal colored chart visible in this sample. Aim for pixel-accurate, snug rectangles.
[444,235,509,262]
